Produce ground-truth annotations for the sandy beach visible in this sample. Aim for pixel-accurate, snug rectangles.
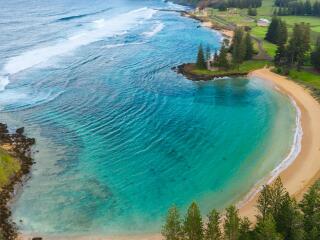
[19,69,320,240]
[239,68,320,220]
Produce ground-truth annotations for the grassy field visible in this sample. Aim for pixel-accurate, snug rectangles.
[192,60,270,75]
[289,70,320,86]
[286,69,320,99]
[204,0,320,55]
[0,149,20,190]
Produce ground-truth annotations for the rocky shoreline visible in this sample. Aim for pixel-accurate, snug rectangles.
[0,124,35,240]
[174,63,248,81]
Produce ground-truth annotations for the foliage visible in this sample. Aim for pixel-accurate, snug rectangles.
[299,181,320,240]
[214,39,230,70]
[244,33,254,60]
[162,206,182,240]
[183,202,204,240]
[205,209,221,240]
[196,44,207,70]
[0,150,20,190]
[248,8,257,16]
[254,214,283,240]
[274,1,320,17]
[225,0,262,9]
[162,179,320,240]
[232,28,247,66]
[224,206,240,240]
[311,37,320,70]
[239,217,253,240]
[265,17,288,45]
[287,23,311,69]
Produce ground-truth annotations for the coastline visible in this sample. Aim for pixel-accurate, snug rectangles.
[19,68,320,240]
[0,125,35,240]
[239,68,320,220]
[16,8,320,240]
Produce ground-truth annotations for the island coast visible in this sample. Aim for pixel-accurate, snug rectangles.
[239,68,320,221]
[18,69,320,240]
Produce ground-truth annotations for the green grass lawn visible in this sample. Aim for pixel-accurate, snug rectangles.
[192,60,270,75]
[262,40,277,57]
[289,69,320,86]
[280,16,320,29]
[0,149,20,190]
[287,69,320,99]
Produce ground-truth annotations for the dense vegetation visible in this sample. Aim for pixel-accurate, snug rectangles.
[218,0,263,9]
[162,178,320,240]
[196,27,254,71]
[274,1,320,16]
[265,17,288,45]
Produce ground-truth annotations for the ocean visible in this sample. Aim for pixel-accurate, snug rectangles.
[0,0,298,237]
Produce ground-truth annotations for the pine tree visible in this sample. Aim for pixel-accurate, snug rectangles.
[257,185,272,219]
[287,23,311,70]
[276,193,305,240]
[244,33,254,60]
[206,45,211,62]
[274,44,290,75]
[311,37,320,71]
[214,40,230,70]
[265,17,279,44]
[224,205,240,240]
[205,209,221,240]
[270,177,287,221]
[162,206,182,240]
[265,17,287,45]
[183,202,204,240]
[254,214,284,240]
[299,181,320,240]
[277,20,288,45]
[231,28,246,67]
[239,217,253,240]
[196,44,207,69]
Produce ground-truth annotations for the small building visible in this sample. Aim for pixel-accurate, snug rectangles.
[257,18,270,27]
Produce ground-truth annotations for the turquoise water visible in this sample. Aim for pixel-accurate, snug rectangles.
[0,0,297,236]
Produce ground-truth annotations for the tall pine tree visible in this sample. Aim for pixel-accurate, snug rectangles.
[196,44,207,69]
[224,205,240,240]
[205,209,221,240]
[183,202,204,240]
[162,206,182,240]
[311,37,320,71]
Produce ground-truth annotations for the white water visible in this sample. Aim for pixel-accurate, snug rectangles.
[142,22,164,37]
[0,7,157,91]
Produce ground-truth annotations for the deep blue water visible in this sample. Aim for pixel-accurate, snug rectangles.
[0,0,297,236]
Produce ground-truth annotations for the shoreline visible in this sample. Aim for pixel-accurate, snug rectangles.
[0,125,35,240]
[19,68,320,240]
[239,68,320,220]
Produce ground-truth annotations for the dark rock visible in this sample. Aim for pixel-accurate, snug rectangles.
[16,127,24,135]
[0,124,36,239]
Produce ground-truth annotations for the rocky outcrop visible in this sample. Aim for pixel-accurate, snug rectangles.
[0,124,36,240]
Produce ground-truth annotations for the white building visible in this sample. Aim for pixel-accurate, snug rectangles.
[257,18,271,27]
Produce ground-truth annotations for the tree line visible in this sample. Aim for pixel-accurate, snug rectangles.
[264,17,320,73]
[216,0,262,11]
[196,27,254,70]
[274,1,320,16]
[162,178,320,240]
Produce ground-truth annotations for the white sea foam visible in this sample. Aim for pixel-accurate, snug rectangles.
[0,76,9,91]
[237,95,303,208]
[0,7,157,91]
[166,1,188,10]
[104,42,145,49]
[142,22,164,37]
